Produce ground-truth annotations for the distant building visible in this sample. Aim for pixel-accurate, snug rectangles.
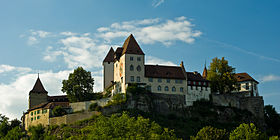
[22,76,69,130]
[103,34,211,106]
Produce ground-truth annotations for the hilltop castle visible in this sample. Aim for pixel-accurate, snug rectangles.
[22,34,263,130]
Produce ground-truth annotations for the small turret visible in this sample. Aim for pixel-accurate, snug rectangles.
[103,47,115,90]
[202,62,207,79]
[29,74,48,109]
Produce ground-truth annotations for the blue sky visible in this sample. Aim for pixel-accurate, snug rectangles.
[0,0,280,119]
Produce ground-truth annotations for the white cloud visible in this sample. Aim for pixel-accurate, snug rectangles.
[146,56,177,66]
[60,32,78,36]
[260,75,280,82]
[97,17,202,46]
[31,30,50,38]
[0,65,32,75]
[152,0,165,7]
[27,36,38,45]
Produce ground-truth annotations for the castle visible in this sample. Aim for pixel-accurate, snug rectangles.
[22,34,262,130]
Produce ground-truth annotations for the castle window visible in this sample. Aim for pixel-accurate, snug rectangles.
[34,111,36,115]
[175,80,183,84]
[205,87,208,91]
[31,112,33,116]
[130,65,134,71]
[137,76,140,82]
[238,83,241,90]
[148,78,153,82]
[121,77,123,83]
[31,118,33,121]
[37,116,40,119]
[137,65,141,72]
[37,110,40,114]
[130,76,134,82]
[137,57,141,61]
[180,87,184,92]
[34,117,36,120]
[172,86,176,92]
[158,86,161,91]
[166,79,170,83]
[130,57,133,61]
[191,86,193,90]
[204,82,206,86]
[146,86,151,91]
[201,87,203,91]
[254,84,257,90]
[196,86,198,90]
[187,81,191,85]
[158,78,162,83]
[198,82,201,85]
[165,86,169,91]
[246,83,249,90]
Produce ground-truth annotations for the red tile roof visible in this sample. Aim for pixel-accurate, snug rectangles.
[103,47,115,62]
[48,95,68,102]
[28,102,70,112]
[121,34,144,55]
[187,72,208,82]
[145,65,186,79]
[234,73,259,84]
[30,77,48,94]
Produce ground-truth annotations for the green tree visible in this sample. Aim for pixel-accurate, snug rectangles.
[28,124,45,140]
[264,105,280,136]
[52,106,67,117]
[207,57,237,94]
[62,67,95,102]
[3,126,25,140]
[0,114,10,138]
[190,126,228,140]
[229,123,261,140]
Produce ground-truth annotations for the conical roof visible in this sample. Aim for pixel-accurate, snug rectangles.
[103,47,115,62]
[30,77,48,94]
[122,34,144,55]
[202,66,207,79]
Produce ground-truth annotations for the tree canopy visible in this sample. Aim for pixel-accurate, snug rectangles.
[62,67,95,102]
[207,57,237,94]
[264,105,280,136]
[190,126,228,140]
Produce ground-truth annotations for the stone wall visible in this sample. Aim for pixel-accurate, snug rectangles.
[70,98,110,112]
[49,111,100,125]
[212,94,264,119]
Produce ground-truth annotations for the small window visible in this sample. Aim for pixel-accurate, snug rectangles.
[31,118,33,121]
[137,76,140,82]
[201,87,203,91]
[166,79,170,83]
[31,112,33,116]
[158,78,162,83]
[191,86,193,90]
[146,86,151,91]
[254,84,257,90]
[196,86,198,90]
[180,87,183,92]
[158,86,161,91]
[246,83,249,90]
[137,57,141,61]
[34,117,36,120]
[204,82,206,86]
[37,110,40,114]
[148,78,153,82]
[130,65,134,71]
[137,65,141,72]
[187,81,191,85]
[130,57,133,61]
[165,86,169,91]
[34,111,36,115]
[130,76,134,82]
[172,87,176,92]
[205,87,208,91]
[37,116,40,119]
[198,82,201,85]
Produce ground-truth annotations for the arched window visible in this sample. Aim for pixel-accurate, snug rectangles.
[130,65,134,71]
[137,65,141,72]
[180,87,184,92]
[165,86,169,91]
[158,86,161,91]
[172,86,176,92]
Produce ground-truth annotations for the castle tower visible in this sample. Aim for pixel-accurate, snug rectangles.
[202,63,207,79]
[29,75,48,109]
[103,47,115,90]
[113,34,145,93]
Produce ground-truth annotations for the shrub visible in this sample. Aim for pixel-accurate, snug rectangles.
[89,103,98,111]
[190,126,228,140]
[229,123,261,140]
[52,106,67,117]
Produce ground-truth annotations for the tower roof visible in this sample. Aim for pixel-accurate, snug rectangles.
[121,34,144,55]
[202,66,207,79]
[103,47,115,62]
[30,77,48,94]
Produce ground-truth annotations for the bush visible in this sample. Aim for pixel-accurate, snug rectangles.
[89,103,98,111]
[229,123,261,140]
[190,126,228,140]
[52,106,67,117]
[95,106,101,112]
